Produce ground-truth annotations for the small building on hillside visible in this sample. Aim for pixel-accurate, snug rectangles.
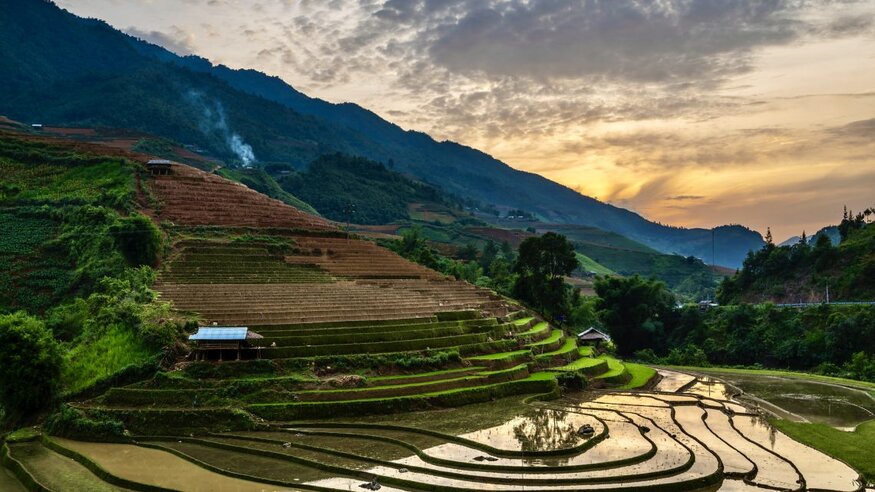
[189,326,263,361]
[146,159,172,176]
[698,300,719,311]
[577,327,611,347]
[31,124,43,130]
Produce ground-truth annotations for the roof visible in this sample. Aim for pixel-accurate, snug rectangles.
[147,159,172,165]
[577,327,611,341]
[189,327,249,341]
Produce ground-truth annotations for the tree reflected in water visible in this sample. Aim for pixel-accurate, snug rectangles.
[512,408,581,453]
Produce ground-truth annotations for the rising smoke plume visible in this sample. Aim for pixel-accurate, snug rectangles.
[185,90,256,167]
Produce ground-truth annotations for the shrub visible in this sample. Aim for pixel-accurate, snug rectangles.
[0,312,62,425]
[633,348,660,363]
[44,298,89,341]
[44,405,125,441]
[664,344,710,367]
[109,213,162,267]
[555,371,589,391]
[843,351,875,382]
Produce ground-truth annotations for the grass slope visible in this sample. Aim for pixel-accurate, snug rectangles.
[620,363,657,390]
[575,252,614,276]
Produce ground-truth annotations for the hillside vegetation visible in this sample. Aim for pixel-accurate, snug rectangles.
[595,275,875,383]
[0,135,143,310]
[535,224,719,298]
[0,132,651,438]
[277,153,459,224]
[719,220,875,304]
[0,134,186,415]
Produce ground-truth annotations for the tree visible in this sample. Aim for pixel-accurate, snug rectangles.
[500,240,515,263]
[765,227,773,246]
[110,213,162,266]
[0,312,62,425]
[569,294,599,329]
[480,240,498,271]
[487,257,515,295]
[594,275,676,356]
[457,242,479,262]
[512,233,578,320]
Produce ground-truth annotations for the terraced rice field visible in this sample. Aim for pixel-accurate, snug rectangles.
[7,160,856,490]
[11,371,865,491]
[149,163,333,230]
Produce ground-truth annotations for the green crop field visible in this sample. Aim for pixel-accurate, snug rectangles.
[575,252,614,275]
[620,363,657,389]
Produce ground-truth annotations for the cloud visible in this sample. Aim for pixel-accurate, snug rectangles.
[125,25,196,55]
[829,117,875,140]
[363,0,818,85]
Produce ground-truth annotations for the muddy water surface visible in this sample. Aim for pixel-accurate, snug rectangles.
[0,464,26,492]
[56,438,297,491]
[691,370,875,428]
[732,415,861,491]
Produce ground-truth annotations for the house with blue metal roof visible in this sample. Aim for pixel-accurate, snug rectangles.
[189,326,263,361]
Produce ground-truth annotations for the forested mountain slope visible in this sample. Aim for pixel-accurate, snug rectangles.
[0,0,763,266]
[719,220,875,304]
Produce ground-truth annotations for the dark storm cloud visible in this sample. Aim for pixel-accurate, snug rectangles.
[369,0,812,84]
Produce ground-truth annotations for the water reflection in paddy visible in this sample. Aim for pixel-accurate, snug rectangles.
[458,408,602,452]
[691,371,875,428]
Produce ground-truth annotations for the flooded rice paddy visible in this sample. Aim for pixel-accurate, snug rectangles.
[682,369,875,429]
[17,368,866,491]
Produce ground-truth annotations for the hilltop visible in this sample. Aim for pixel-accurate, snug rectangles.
[0,0,764,267]
[719,220,875,304]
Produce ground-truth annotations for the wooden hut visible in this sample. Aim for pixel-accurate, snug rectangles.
[146,159,172,176]
[577,327,611,347]
[189,327,263,361]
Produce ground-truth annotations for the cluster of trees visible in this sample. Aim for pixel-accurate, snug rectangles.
[389,230,581,323]
[594,275,875,382]
[718,233,838,303]
[385,228,518,294]
[719,211,875,304]
[838,206,874,241]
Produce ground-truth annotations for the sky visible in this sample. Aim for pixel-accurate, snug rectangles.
[56,0,875,241]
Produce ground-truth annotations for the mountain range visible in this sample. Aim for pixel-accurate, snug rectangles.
[0,0,765,267]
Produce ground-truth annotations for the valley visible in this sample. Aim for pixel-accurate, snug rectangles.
[0,130,871,491]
